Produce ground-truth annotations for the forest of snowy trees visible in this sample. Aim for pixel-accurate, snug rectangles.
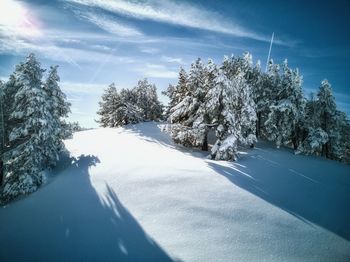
[97,79,163,127]
[0,54,72,203]
[1,51,350,204]
[96,52,350,163]
[163,53,350,162]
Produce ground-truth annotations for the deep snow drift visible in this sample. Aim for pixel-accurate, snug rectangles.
[1,122,350,261]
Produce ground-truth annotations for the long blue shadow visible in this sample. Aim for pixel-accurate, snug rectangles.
[207,144,350,242]
[0,154,176,262]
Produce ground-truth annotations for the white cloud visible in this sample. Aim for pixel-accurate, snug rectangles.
[161,55,184,64]
[61,81,108,94]
[140,47,160,54]
[136,63,178,79]
[75,10,143,37]
[65,0,270,42]
[0,34,136,67]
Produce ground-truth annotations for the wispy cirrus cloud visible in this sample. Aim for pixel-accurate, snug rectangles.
[73,10,144,37]
[64,0,273,43]
[61,81,107,94]
[135,63,178,79]
[161,55,184,65]
[0,33,135,68]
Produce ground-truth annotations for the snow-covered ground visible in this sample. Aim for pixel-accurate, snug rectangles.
[1,122,350,262]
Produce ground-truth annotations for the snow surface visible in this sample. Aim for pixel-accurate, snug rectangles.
[1,122,350,261]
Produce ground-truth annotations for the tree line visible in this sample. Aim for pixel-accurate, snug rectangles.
[1,52,349,203]
[163,53,350,162]
[97,79,163,127]
[0,54,72,203]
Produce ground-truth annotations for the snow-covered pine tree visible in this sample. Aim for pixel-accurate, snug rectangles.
[145,84,163,121]
[168,67,192,125]
[161,84,176,119]
[133,79,162,121]
[168,59,215,150]
[0,80,4,186]
[133,79,149,120]
[337,112,350,163]
[0,75,18,188]
[297,93,327,155]
[68,121,84,132]
[265,59,305,149]
[297,81,349,161]
[249,61,272,138]
[163,68,189,120]
[329,110,349,160]
[2,54,52,201]
[43,65,72,166]
[191,59,219,151]
[115,88,142,126]
[97,83,119,127]
[175,67,189,105]
[316,79,339,159]
[210,56,256,161]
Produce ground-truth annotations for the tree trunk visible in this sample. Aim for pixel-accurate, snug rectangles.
[292,126,299,150]
[201,129,208,151]
[0,159,3,187]
[256,112,261,138]
[292,138,298,150]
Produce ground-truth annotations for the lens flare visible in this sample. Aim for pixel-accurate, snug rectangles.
[0,0,42,38]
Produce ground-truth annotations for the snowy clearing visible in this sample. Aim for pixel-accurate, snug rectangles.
[1,122,350,261]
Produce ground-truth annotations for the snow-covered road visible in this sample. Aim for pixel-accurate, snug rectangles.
[1,122,350,261]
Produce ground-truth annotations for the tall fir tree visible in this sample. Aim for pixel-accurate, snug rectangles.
[161,84,176,118]
[117,88,143,125]
[265,60,305,149]
[133,79,162,121]
[317,79,338,158]
[43,65,72,166]
[210,66,256,161]
[2,54,52,201]
[0,80,4,186]
[297,93,327,155]
[168,59,216,150]
[97,83,120,127]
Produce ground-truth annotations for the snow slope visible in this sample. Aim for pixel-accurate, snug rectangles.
[1,122,350,262]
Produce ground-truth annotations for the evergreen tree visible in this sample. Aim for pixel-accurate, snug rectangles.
[317,79,337,158]
[297,93,326,155]
[170,59,207,125]
[297,80,349,161]
[97,79,163,127]
[0,80,4,186]
[265,60,305,149]
[250,62,272,138]
[329,110,348,160]
[175,68,189,105]
[210,67,256,161]
[97,83,120,127]
[192,59,219,151]
[133,79,162,121]
[43,65,72,166]
[168,59,216,150]
[146,84,163,121]
[116,88,142,126]
[168,67,192,125]
[2,54,51,201]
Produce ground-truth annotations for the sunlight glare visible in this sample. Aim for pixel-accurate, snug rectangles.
[0,0,42,38]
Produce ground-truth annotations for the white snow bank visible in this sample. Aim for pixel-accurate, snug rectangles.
[1,122,349,261]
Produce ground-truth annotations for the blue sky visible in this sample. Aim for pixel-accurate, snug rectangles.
[0,0,349,127]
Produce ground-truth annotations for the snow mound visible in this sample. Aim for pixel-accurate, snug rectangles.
[1,122,350,261]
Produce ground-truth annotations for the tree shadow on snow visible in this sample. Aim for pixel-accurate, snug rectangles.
[0,154,177,262]
[124,121,208,159]
[207,143,350,242]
